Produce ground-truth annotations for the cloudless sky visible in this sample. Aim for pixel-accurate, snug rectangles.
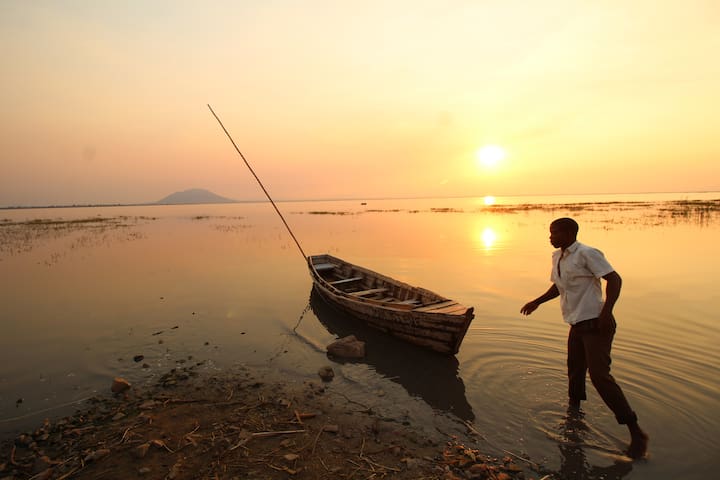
[1,0,718,207]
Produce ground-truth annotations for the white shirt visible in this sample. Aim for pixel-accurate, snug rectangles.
[550,241,614,325]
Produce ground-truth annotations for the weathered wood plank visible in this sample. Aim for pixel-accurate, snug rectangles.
[314,263,337,271]
[392,331,454,354]
[399,299,421,305]
[412,300,457,312]
[361,299,416,310]
[363,317,455,342]
[350,288,388,297]
[430,304,472,314]
[329,276,363,285]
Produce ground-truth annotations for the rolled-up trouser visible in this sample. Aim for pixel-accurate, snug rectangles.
[567,317,638,425]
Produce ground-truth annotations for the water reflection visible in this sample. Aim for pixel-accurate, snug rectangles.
[540,409,634,480]
[479,226,497,250]
[309,288,475,421]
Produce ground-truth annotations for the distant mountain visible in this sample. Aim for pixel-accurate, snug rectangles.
[156,188,237,205]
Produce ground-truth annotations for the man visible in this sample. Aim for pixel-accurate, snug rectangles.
[520,217,648,459]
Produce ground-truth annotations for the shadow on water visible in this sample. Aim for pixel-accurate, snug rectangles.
[308,288,475,422]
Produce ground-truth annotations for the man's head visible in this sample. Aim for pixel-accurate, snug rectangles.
[549,217,579,249]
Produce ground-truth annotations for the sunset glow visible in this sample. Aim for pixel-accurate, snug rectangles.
[0,1,718,207]
[476,145,507,169]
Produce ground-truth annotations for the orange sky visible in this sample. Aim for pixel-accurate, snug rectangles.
[1,0,718,207]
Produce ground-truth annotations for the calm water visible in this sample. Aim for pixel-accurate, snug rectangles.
[1,193,718,479]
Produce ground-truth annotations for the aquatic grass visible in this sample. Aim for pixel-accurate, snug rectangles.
[430,207,464,213]
[656,199,720,225]
[0,216,153,261]
[0,217,120,227]
[284,199,720,226]
[475,199,720,218]
[189,215,245,221]
[305,210,355,215]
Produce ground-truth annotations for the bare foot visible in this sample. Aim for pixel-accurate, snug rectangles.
[626,427,649,459]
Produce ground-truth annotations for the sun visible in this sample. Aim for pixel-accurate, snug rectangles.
[476,144,506,168]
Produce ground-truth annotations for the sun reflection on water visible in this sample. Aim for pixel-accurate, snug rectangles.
[479,226,498,250]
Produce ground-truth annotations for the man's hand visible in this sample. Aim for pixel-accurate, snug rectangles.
[598,310,616,332]
[521,285,559,316]
[520,301,539,315]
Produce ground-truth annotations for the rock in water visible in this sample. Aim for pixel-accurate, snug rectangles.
[327,335,365,359]
[111,377,131,394]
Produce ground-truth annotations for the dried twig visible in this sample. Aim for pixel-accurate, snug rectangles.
[120,426,134,443]
[311,425,324,455]
[362,456,401,472]
[464,420,539,468]
[252,429,306,438]
[328,390,371,410]
[183,424,202,448]
[229,429,306,452]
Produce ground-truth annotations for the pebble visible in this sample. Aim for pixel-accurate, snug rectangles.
[318,366,334,381]
[111,377,131,394]
[84,449,110,463]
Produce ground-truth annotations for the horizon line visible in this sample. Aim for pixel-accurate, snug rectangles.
[2,189,719,211]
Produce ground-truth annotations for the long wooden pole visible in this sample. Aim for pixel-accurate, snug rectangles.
[207,104,308,261]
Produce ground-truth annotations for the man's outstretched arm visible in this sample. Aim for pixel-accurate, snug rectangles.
[521,284,560,315]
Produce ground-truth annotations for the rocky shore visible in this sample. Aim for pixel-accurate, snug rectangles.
[0,362,542,480]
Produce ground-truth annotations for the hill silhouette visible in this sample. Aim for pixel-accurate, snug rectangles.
[156,188,237,205]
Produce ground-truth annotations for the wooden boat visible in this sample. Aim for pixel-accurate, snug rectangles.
[308,254,474,355]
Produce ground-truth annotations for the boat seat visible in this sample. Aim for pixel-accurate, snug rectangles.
[351,288,388,297]
[399,299,421,305]
[329,276,363,285]
[314,263,337,272]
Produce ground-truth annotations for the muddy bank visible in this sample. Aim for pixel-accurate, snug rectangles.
[0,364,539,480]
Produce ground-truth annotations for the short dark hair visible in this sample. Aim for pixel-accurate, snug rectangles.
[551,217,579,235]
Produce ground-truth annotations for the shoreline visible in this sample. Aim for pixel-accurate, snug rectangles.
[0,364,536,480]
